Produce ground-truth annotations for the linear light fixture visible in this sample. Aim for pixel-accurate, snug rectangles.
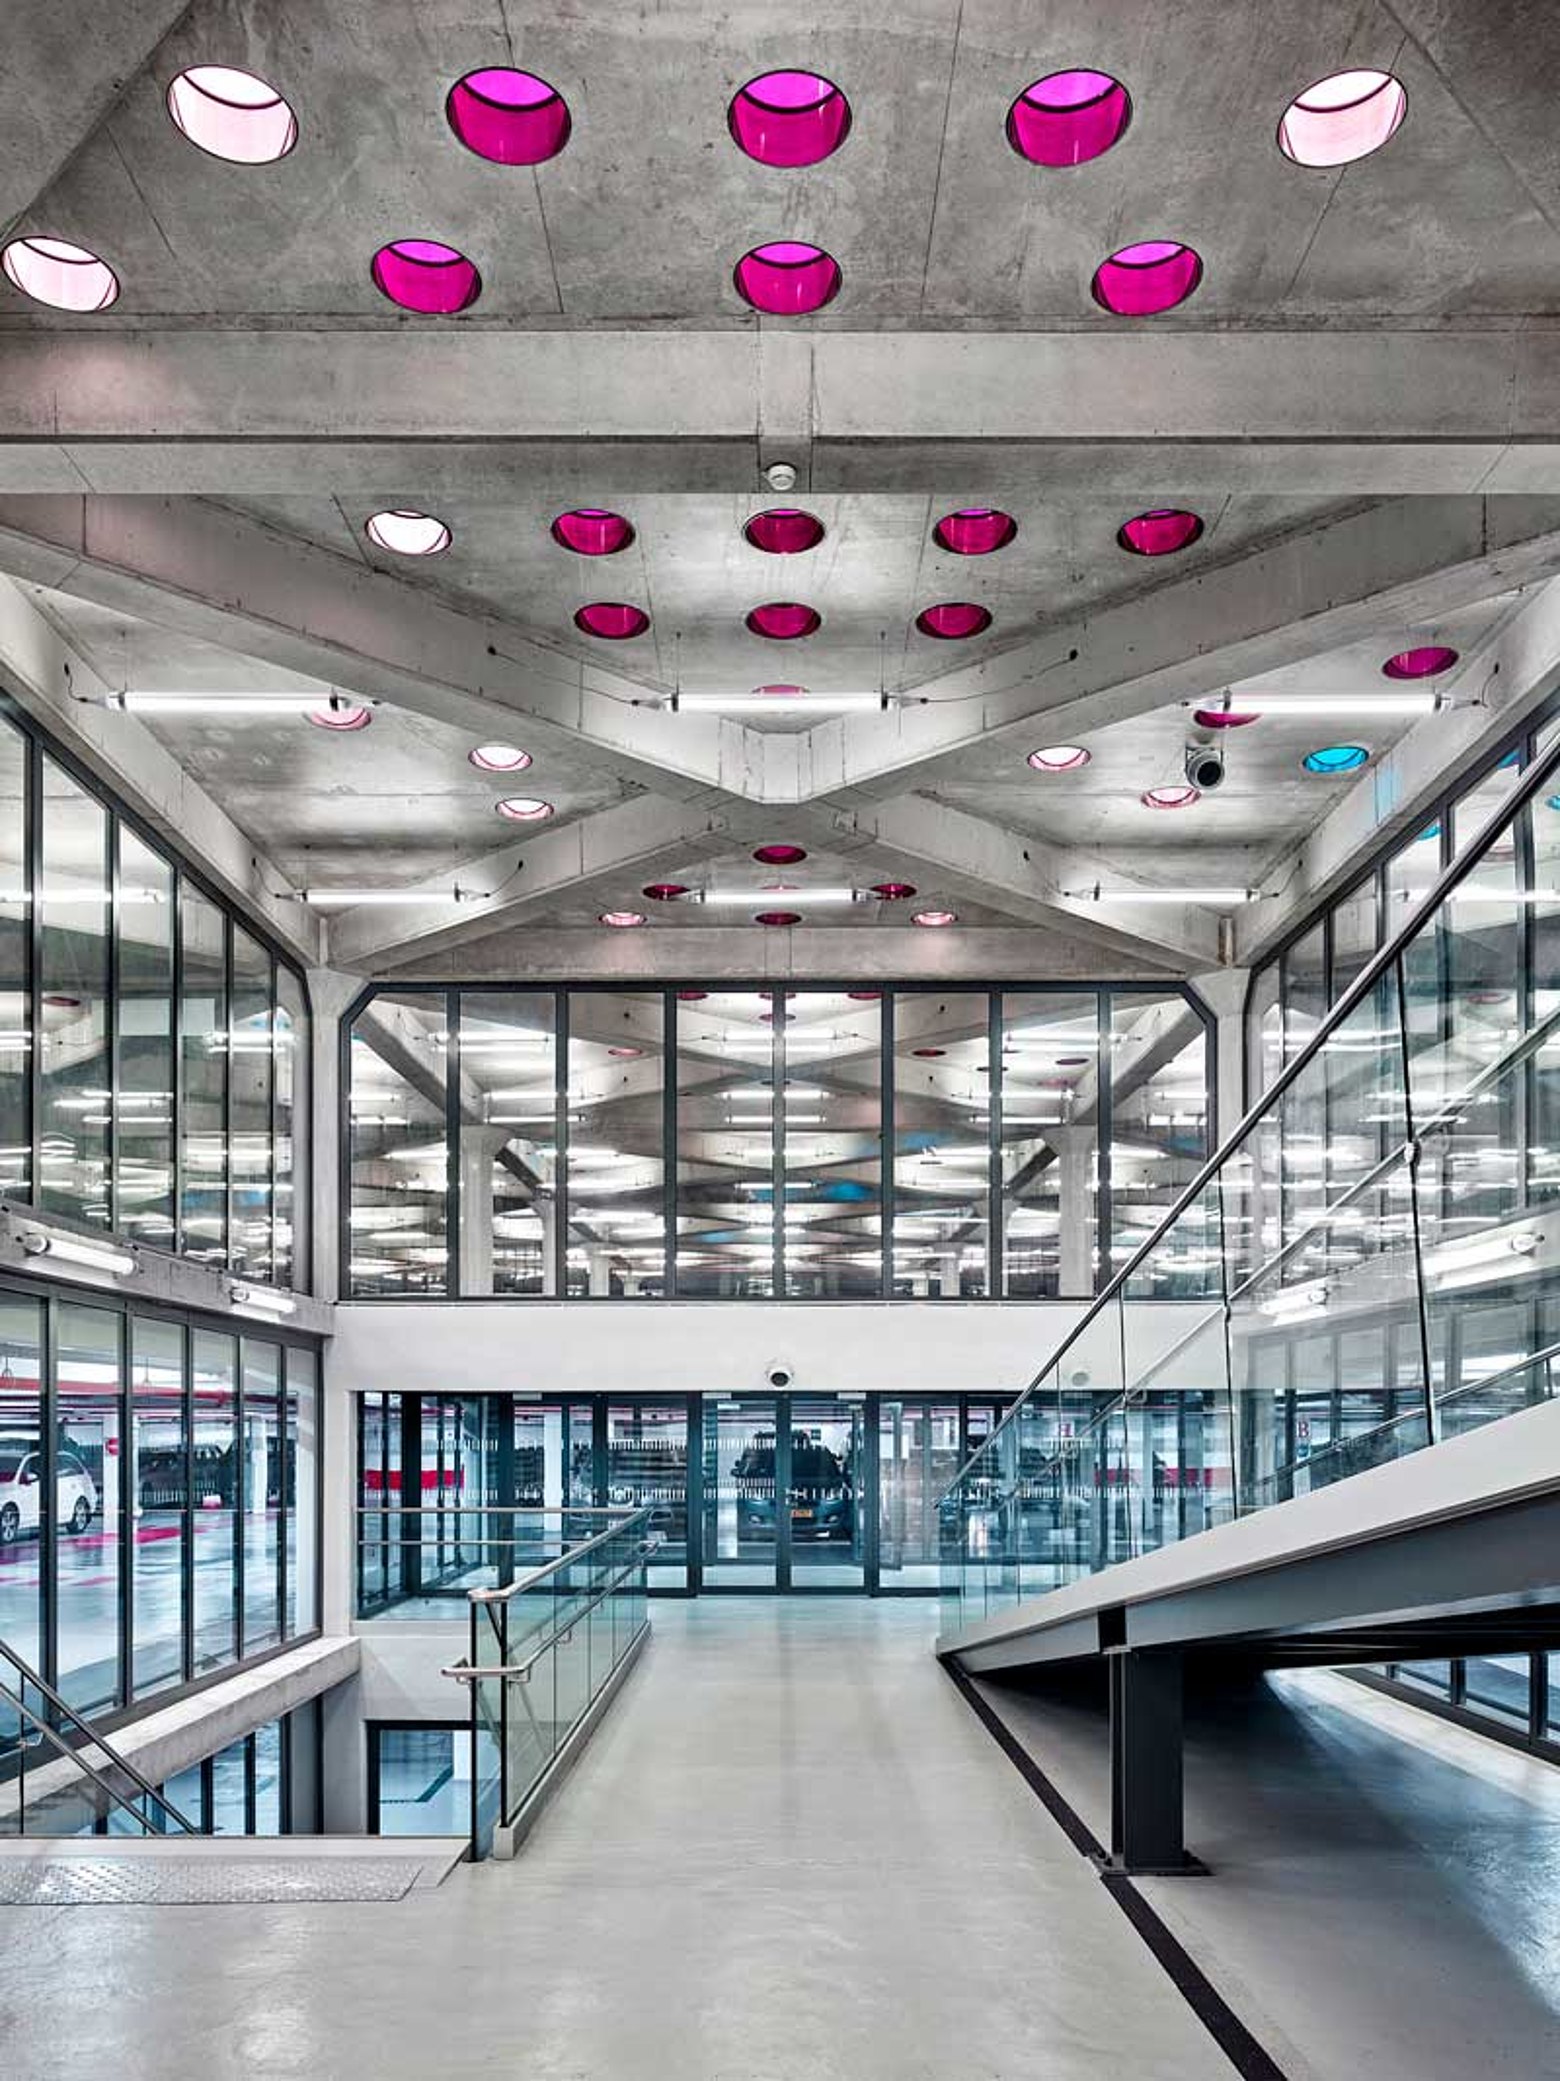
[292,888,474,908]
[1202,693,1439,717]
[665,693,894,714]
[1257,1280,1330,1319]
[228,1281,298,1316]
[697,887,860,907]
[18,1226,137,1277]
[108,691,377,716]
[1064,886,1258,905]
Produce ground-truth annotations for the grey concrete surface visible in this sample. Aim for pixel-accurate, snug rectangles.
[974,1664,1560,2081]
[0,1598,1222,2080]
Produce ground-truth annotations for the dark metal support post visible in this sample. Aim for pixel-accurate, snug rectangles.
[1107,1648,1193,1874]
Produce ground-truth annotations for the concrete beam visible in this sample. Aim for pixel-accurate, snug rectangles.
[4,330,1560,493]
[0,574,321,965]
[378,925,1184,985]
[0,494,762,803]
[1235,575,1560,964]
[802,496,1560,802]
[790,796,1222,969]
[0,3,189,237]
[325,797,742,971]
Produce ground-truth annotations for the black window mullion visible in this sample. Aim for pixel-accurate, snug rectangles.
[24,728,39,1205]
[661,989,675,1297]
[555,990,569,1300]
[773,997,784,1299]
[880,991,894,1300]
[115,1305,131,1710]
[1098,988,1114,1298]
[105,808,120,1234]
[220,911,234,1269]
[989,992,1003,1298]
[40,1292,57,1688]
[181,1319,195,1681]
[446,989,461,1298]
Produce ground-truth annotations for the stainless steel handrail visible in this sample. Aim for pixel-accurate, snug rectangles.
[0,1676,199,1836]
[468,1504,653,1605]
[443,1538,662,1683]
[354,1503,639,1517]
[940,721,1560,1500]
[0,1638,199,1833]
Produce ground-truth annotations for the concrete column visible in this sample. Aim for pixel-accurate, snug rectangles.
[458,1128,509,1296]
[537,1197,558,1298]
[1191,967,1252,1147]
[587,1246,615,1297]
[1049,1127,1097,1298]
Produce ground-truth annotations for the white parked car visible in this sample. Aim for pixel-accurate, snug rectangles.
[0,1438,98,1543]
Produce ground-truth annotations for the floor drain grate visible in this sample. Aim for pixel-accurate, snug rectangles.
[0,1857,428,1906]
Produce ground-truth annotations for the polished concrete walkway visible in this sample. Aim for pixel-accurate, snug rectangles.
[977,1664,1560,2081]
[0,1599,1221,2080]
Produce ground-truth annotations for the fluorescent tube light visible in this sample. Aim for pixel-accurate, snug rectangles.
[19,1227,137,1277]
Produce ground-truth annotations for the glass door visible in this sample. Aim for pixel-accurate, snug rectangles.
[878,1400,961,1590]
[701,1397,777,1587]
[606,1400,690,1589]
[787,1396,866,1588]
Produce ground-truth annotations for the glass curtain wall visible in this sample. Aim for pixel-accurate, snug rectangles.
[348,986,1213,1299]
[0,707,309,1287]
[0,1279,320,1727]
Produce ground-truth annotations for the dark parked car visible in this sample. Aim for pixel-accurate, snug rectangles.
[734,1432,854,1543]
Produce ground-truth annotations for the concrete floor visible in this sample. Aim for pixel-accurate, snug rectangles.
[976,1664,1560,2081]
[0,1598,1223,2080]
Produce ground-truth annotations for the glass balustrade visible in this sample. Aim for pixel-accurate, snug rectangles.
[942,730,1560,1640]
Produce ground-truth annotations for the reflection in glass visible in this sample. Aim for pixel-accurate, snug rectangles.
[566,993,664,1297]
[606,1401,688,1583]
[702,1397,777,1584]
[783,995,881,1298]
[116,830,175,1247]
[1112,992,1211,1295]
[285,1347,318,1635]
[897,993,989,1297]
[0,719,29,1200]
[131,1316,185,1698]
[348,993,448,1295]
[230,928,274,1282]
[1001,993,1098,1298]
[180,888,228,1264]
[458,992,557,1295]
[677,995,775,1296]
[55,1301,121,1714]
[39,759,110,1224]
[191,1330,237,1672]
[242,1341,282,1655]
[0,1296,44,1701]
[787,1396,864,1584]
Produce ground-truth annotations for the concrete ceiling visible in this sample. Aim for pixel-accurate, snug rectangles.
[2,1,1560,986]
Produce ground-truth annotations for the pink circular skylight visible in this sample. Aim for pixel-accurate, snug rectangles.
[575,602,650,640]
[733,242,841,316]
[1383,645,1458,679]
[447,68,571,165]
[847,990,881,1000]
[743,509,825,555]
[307,701,373,733]
[755,910,802,927]
[1091,241,1203,317]
[365,509,451,556]
[752,683,807,701]
[1028,746,1090,773]
[468,743,532,772]
[166,65,298,164]
[608,1045,642,1058]
[916,603,992,640]
[1118,508,1203,557]
[495,796,555,822]
[370,239,481,314]
[1278,70,1407,168]
[677,989,708,1001]
[1142,785,1200,810]
[599,910,645,929]
[551,508,635,556]
[933,508,1017,556]
[643,882,689,901]
[912,909,957,928]
[747,602,821,640]
[912,1047,945,1058]
[871,881,916,900]
[1006,70,1132,168]
[1192,705,1259,729]
[1,236,118,312]
[753,843,807,865]
[728,72,852,167]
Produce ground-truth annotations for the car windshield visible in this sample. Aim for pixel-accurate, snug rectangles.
[0,1451,26,1477]
[733,1438,847,1484]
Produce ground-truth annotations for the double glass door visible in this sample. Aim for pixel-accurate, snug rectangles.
[701,1395,867,1589]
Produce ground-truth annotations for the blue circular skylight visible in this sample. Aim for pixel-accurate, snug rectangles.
[1303,744,1369,775]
